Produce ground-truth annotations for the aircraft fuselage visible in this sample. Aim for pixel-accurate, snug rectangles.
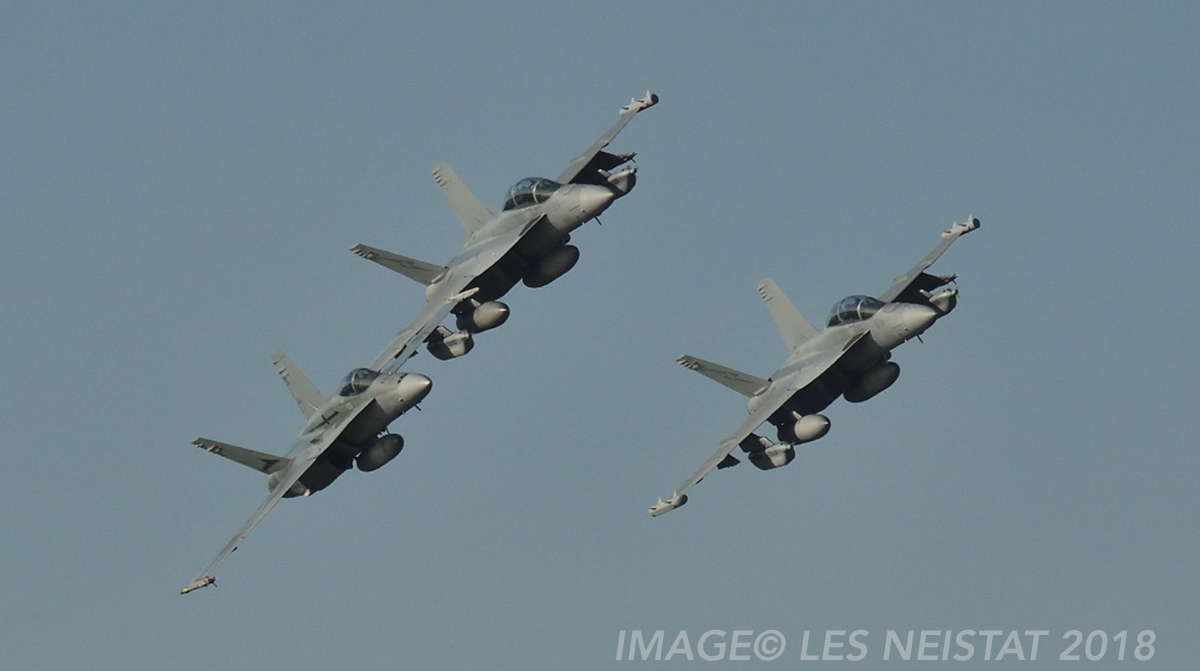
[284,371,432,497]
[767,302,940,424]
[432,182,620,304]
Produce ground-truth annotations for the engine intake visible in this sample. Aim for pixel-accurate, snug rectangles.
[356,434,404,472]
[523,245,580,288]
[843,361,900,403]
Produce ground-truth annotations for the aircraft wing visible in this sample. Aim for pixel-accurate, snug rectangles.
[879,217,980,304]
[368,283,463,374]
[181,401,373,594]
[651,332,866,516]
[368,214,548,373]
[556,91,658,186]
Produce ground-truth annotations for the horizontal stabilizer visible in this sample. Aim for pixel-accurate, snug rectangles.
[192,438,290,474]
[676,355,770,398]
[350,245,447,286]
[432,161,494,237]
[758,278,818,352]
[271,350,327,418]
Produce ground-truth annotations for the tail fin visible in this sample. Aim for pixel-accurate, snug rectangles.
[350,244,447,286]
[271,350,327,419]
[757,279,819,352]
[432,161,494,237]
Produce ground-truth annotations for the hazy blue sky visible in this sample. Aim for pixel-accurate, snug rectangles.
[2,3,1197,668]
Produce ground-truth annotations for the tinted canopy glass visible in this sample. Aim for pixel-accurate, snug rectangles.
[338,368,379,396]
[827,295,885,327]
[502,177,562,211]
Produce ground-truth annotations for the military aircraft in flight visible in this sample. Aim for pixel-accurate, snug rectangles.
[351,91,659,372]
[649,217,980,516]
[180,351,432,594]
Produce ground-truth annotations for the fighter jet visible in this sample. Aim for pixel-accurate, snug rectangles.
[180,351,432,593]
[649,218,980,516]
[351,92,658,372]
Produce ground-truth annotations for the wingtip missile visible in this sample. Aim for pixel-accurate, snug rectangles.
[180,576,215,595]
[620,91,660,115]
[942,216,981,239]
[648,493,688,517]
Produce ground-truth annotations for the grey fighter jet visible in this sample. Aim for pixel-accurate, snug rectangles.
[649,218,980,516]
[351,92,658,372]
[180,352,432,593]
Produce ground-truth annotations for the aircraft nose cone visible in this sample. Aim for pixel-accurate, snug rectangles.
[577,185,616,218]
[903,304,940,336]
[399,373,433,403]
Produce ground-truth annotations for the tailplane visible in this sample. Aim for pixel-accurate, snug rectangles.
[432,161,494,237]
[349,244,447,286]
[757,279,818,352]
[676,355,769,398]
[192,438,290,474]
[271,350,327,418]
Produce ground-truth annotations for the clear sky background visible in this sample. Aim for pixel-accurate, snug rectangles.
[2,3,1197,669]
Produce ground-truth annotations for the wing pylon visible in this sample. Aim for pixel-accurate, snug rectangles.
[367,214,547,373]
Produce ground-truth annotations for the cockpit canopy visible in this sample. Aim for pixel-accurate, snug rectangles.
[502,177,562,211]
[827,295,885,327]
[338,368,379,397]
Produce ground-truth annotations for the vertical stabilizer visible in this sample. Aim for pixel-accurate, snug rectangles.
[270,350,327,419]
[432,161,494,237]
[757,279,819,352]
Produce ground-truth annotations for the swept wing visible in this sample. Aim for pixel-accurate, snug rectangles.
[181,401,374,594]
[367,213,547,373]
[879,217,980,304]
[557,92,658,186]
[653,332,867,514]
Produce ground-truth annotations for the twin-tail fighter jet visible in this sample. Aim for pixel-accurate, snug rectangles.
[649,217,980,516]
[352,92,658,372]
[180,352,432,593]
[180,94,658,593]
